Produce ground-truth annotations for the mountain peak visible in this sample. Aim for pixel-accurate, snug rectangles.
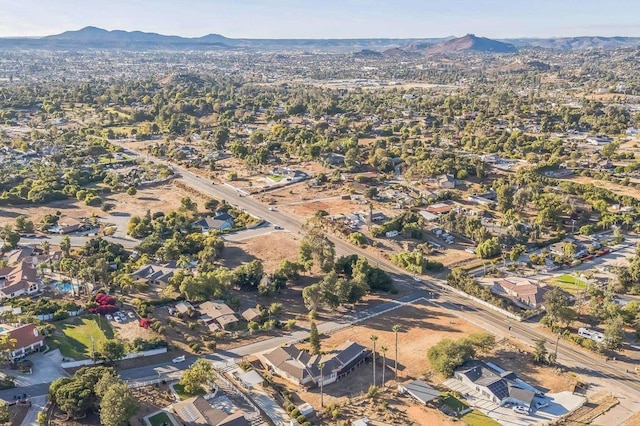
[429,34,517,54]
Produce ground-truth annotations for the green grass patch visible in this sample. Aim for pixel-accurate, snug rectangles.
[148,411,175,426]
[441,394,469,413]
[462,410,501,426]
[172,383,204,401]
[267,174,284,182]
[47,315,113,360]
[546,273,588,295]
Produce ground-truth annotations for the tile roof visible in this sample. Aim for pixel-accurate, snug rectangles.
[3,324,44,351]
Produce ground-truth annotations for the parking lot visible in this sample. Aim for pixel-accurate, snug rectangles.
[444,378,585,426]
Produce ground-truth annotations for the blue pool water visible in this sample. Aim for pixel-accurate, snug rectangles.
[51,281,80,294]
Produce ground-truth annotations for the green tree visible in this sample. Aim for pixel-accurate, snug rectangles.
[476,237,501,259]
[60,235,71,257]
[543,287,576,327]
[509,244,526,262]
[179,359,214,395]
[604,315,625,350]
[0,401,9,423]
[99,382,139,426]
[234,259,264,291]
[309,321,321,355]
[299,224,335,272]
[427,338,475,377]
[532,339,548,364]
[99,339,126,362]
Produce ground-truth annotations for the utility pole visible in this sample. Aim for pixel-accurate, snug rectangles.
[319,362,325,408]
[554,332,561,362]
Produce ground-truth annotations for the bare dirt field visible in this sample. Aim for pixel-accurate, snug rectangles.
[0,182,210,229]
[221,231,301,273]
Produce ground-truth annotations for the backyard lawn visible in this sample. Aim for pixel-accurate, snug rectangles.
[441,394,469,413]
[546,273,588,295]
[462,410,501,426]
[147,411,176,426]
[172,383,205,401]
[48,315,113,360]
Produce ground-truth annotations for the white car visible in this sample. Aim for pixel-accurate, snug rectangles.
[513,406,529,415]
[114,316,123,323]
[127,312,136,319]
[105,314,114,321]
[172,356,186,364]
[413,276,422,282]
[269,206,275,211]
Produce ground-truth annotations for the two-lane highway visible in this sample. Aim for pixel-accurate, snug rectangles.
[116,143,640,410]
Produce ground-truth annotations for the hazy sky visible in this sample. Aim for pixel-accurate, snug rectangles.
[1,0,639,39]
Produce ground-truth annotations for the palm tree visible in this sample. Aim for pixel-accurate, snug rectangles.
[380,345,388,387]
[370,334,378,386]
[392,324,401,381]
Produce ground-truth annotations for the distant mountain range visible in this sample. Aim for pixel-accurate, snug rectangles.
[2,26,640,52]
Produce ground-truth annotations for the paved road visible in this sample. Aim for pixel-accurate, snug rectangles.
[115,144,640,393]
[15,142,638,421]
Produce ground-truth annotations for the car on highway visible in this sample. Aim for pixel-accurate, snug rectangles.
[274,225,283,230]
[413,276,422,282]
[172,356,186,363]
[268,206,276,211]
[513,405,529,415]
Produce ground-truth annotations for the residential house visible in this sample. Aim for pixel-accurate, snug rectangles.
[241,308,262,323]
[548,239,588,259]
[4,247,37,266]
[263,341,367,387]
[425,202,455,216]
[438,174,456,189]
[198,300,240,331]
[131,263,175,286]
[0,261,40,299]
[55,217,83,234]
[1,324,45,360]
[586,134,613,146]
[174,301,195,316]
[192,213,234,233]
[454,360,539,408]
[173,396,250,426]
[481,277,549,308]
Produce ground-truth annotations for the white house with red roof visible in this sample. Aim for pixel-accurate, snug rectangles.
[2,324,45,360]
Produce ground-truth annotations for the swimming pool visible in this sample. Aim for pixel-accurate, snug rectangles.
[51,281,80,294]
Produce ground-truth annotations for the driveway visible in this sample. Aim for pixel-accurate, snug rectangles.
[20,395,46,426]
[6,349,69,387]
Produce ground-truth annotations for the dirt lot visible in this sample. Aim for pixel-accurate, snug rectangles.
[222,231,301,273]
[129,383,176,426]
[0,182,210,228]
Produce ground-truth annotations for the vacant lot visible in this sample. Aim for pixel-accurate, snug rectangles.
[0,182,210,231]
[48,315,113,360]
[221,230,300,273]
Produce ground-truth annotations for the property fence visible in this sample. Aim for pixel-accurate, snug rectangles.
[61,347,168,369]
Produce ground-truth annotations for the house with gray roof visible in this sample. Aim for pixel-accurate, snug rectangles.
[131,263,175,286]
[454,360,538,408]
[192,212,234,233]
[262,341,367,387]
